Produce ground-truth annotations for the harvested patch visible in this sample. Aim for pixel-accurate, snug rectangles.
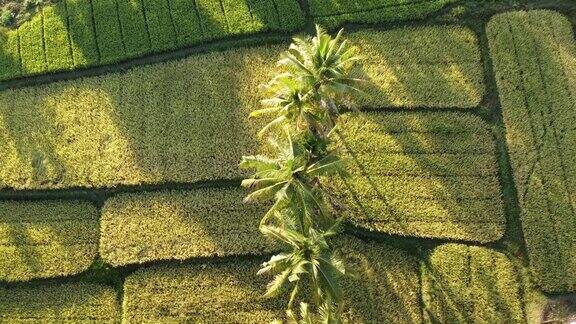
[0,28,483,190]
[0,0,304,80]
[0,283,119,322]
[422,244,525,323]
[100,187,277,266]
[310,0,454,28]
[354,26,484,109]
[330,112,505,242]
[0,200,98,281]
[122,236,421,322]
[487,10,576,292]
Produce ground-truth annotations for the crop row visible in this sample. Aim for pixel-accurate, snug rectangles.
[310,0,455,28]
[0,0,304,81]
[0,27,484,191]
[487,10,576,293]
[329,112,506,242]
[1,241,541,322]
[0,200,98,282]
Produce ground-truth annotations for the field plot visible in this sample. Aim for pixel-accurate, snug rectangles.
[355,26,484,108]
[422,244,525,323]
[331,112,505,242]
[100,188,277,266]
[0,0,304,81]
[0,46,278,189]
[310,0,454,28]
[122,237,421,323]
[0,200,98,281]
[0,283,119,322]
[0,28,482,190]
[487,10,576,292]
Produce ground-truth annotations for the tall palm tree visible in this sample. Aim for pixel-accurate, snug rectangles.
[241,26,365,323]
[240,131,346,232]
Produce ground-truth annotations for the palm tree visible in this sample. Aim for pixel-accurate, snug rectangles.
[257,220,347,316]
[240,131,346,232]
[241,26,365,323]
[252,25,363,137]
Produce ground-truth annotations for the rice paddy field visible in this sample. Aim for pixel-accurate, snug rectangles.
[1,0,575,322]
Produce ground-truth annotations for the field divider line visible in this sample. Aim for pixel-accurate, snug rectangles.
[190,0,205,38]
[40,10,48,71]
[165,0,179,47]
[218,0,230,34]
[113,0,127,55]
[87,0,102,62]
[270,0,282,30]
[63,0,75,68]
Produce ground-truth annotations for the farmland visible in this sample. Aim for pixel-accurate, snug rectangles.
[0,0,575,322]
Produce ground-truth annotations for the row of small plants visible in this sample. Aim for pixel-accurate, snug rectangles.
[240,26,364,322]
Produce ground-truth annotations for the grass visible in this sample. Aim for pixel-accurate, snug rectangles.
[0,282,119,322]
[330,112,506,242]
[422,244,525,323]
[487,9,576,293]
[0,200,99,281]
[310,0,456,28]
[100,187,277,266]
[0,28,483,190]
[0,0,304,81]
[122,235,421,322]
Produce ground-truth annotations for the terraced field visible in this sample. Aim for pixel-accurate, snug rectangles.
[1,0,575,323]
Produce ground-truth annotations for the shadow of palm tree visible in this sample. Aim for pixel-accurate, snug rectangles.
[422,245,525,323]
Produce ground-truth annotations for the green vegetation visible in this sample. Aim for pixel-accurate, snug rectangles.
[0,0,304,81]
[330,112,505,242]
[122,236,420,322]
[100,188,277,266]
[487,10,576,293]
[0,27,482,191]
[354,26,484,109]
[2,1,576,321]
[0,200,99,281]
[0,283,119,322]
[310,0,455,28]
[422,244,525,323]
